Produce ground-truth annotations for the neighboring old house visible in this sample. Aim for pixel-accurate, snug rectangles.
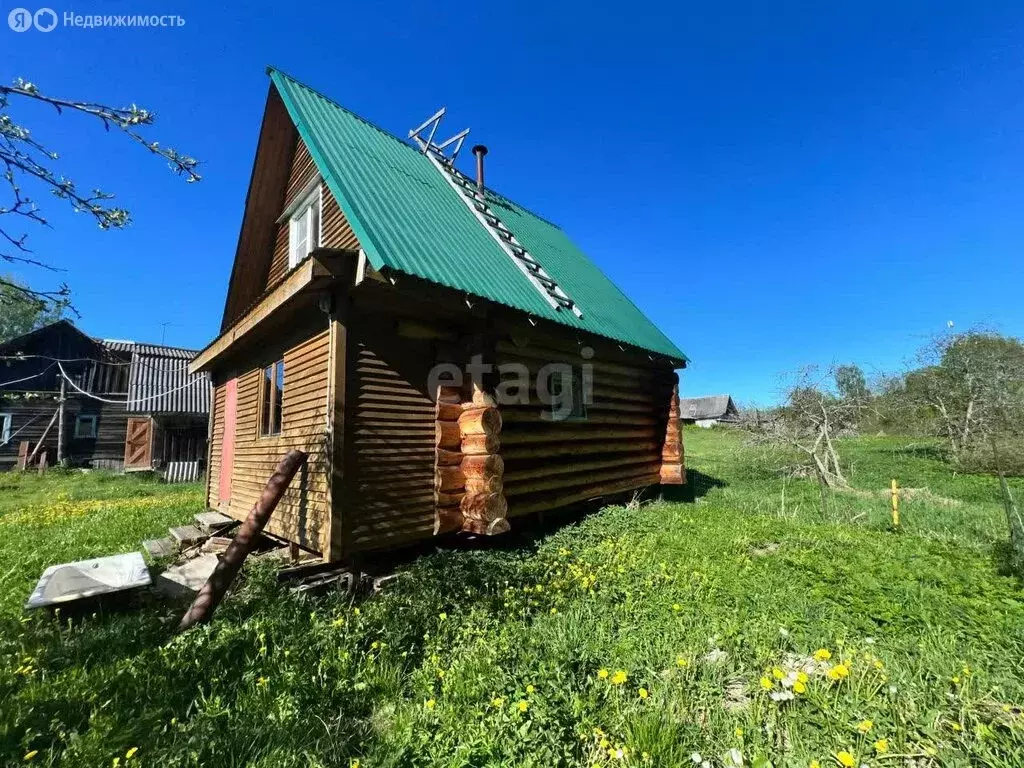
[0,320,210,480]
[189,67,689,559]
[679,395,740,427]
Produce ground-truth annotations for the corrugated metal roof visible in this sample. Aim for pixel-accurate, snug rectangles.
[679,395,739,421]
[127,350,210,414]
[269,68,687,362]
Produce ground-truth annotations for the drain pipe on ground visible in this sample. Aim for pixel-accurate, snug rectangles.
[176,449,308,633]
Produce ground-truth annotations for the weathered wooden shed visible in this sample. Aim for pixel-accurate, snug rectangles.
[190,68,689,558]
[0,321,210,479]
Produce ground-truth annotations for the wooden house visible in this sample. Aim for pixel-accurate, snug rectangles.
[189,68,689,558]
[679,395,741,427]
[0,320,210,480]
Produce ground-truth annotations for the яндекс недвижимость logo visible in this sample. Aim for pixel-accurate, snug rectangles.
[8,7,57,31]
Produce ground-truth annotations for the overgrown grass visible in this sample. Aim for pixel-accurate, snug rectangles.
[1,434,1022,767]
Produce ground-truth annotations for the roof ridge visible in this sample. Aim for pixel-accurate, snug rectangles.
[267,66,563,230]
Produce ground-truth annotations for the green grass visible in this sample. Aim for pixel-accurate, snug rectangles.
[1,433,1022,767]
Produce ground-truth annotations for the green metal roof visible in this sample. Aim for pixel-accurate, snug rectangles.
[269,68,687,362]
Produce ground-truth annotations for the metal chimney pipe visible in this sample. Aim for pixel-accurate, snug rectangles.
[472,144,488,194]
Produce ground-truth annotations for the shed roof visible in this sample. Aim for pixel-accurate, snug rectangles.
[122,344,210,415]
[679,395,740,421]
[268,68,686,362]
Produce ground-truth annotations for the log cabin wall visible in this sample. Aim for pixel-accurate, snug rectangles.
[495,332,677,519]
[265,139,360,290]
[216,323,332,552]
[345,305,439,552]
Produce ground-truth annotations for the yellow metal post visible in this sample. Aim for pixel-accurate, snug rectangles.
[890,479,900,527]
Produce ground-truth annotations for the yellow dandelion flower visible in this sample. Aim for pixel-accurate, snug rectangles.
[598,668,610,679]
[873,659,884,670]
[638,687,649,699]
[23,751,38,762]
[331,617,345,628]
[735,727,744,738]
[352,607,360,615]
[113,759,121,768]
[797,671,809,683]
[517,700,529,712]
[526,684,535,694]
[125,747,138,759]
[794,680,807,694]
[760,676,774,690]
[952,676,961,685]
[857,719,873,733]
[672,603,682,612]
[425,698,436,709]
[676,656,689,668]
[491,697,505,708]
[257,676,268,687]
[439,612,447,621]
[350,761,360,768]
[611,670,628,685]
[836,751,856,768]
[810,761,821,768]
[550,607,558,615]
[827,663,850,680]
[813,648,832,662]
[874,738,888,754]
[437,670,445,679]
[771,666,784,680]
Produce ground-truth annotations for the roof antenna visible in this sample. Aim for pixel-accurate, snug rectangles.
[408,107,470,164]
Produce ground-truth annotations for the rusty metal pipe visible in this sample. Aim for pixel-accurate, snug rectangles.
[176,449,308,632]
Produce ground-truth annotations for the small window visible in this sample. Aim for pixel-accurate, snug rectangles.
[547,368,588,422]
[0,413,11,445]
[74,414,98,439]
[260,360,285,436]
[288,185,321,269]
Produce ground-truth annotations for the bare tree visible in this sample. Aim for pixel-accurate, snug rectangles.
[748,366,866,489]
[906,330,1024,461]
[0,78,200,310]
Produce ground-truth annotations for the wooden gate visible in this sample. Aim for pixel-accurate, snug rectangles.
[124,417,153,470]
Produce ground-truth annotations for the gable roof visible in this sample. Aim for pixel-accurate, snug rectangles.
[679,395,740,421]
[267,68,686,362]
[126,345,209,415]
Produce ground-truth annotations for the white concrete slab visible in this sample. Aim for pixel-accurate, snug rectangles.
[26,552,151,609]
[154,553,220,597]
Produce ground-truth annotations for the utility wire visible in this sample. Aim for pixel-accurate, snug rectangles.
[56,361,207,406]
[0,363,57,389]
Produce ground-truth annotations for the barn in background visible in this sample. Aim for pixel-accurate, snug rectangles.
[0,321,210,480]
[679,395,740,427]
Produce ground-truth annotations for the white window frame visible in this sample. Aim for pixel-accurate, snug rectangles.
[287,183,322,270]
[547,368,588,422]
[0,413,11,445]
[74,414,98,439]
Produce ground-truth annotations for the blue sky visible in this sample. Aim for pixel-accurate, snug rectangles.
[4,1,1023,404]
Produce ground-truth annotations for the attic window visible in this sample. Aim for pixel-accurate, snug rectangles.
[288,184,321,269]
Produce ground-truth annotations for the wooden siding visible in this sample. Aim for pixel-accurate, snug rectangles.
[346,311,437,551]
[0,396,130,470]
[219,328,332,552]
[496,338,674,518]
[266,139,361,290]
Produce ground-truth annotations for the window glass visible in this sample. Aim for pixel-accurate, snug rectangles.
[0,414,11,445]
[74,415,98,439]
[273,362,284,435]
[288,187,320,268]
[261,365,274,435]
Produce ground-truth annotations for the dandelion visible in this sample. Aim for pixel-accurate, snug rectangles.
[952,676,961,685]
[873,659,884,670]
[517,699,530,712]
[439,612,447,621]
[113,760,121,768]
[760,676,773,691]
[598,668,610,679]
[125,747,138,759]
[526,684,535,694]
[257,676,269,687]
[331,617,345,627]
[23,751,38,762]
[873,738,888,754]
[793,680,807,694]
[857,720,873,734]
[797,671,809,684]
[491,697,505,708]
[835,751,856,767]
[638,687,649,699]
[425,698,436,709]
[813,648,832,662]
[677,656,690,668]
[810,762,820,768]
[611,670,628,685]
[735,727,744,738]
[772,666,785,680]
[550,607,558,614]
[352,607,360,615]
[350,761,360,768]
[673,603,682,612]
[827,663,850,681]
